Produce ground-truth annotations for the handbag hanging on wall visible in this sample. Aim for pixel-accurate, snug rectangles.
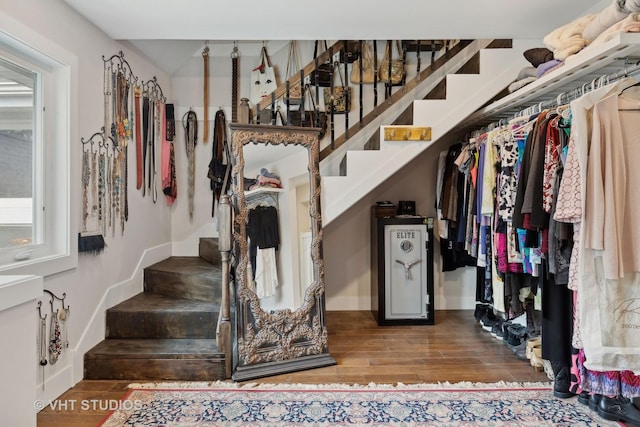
[285,41,303,104]
[350,41,376,84]
[311,40,333,88]
[250,45,278,105]
[323,62,351,114]
[288,83,327,139]
[340,40,361,63]
[378,40,405,86]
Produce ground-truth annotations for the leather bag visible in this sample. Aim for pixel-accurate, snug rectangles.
[340,40,361,63]
[288,84,327,139]
[310,41,332,87]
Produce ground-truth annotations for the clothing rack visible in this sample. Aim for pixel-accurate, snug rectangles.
[245,188,281,209]
[458,33,640,133]
[478,57,640,133]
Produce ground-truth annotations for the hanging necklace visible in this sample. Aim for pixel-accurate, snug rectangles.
[82,149,90,232]
[92,150,98,217]
[98,152,105,236]
[37,302,47,389]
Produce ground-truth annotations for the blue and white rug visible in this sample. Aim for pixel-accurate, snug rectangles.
[100,381,622,426]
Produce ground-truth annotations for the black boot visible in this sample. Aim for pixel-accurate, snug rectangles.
[598,395,640,426]
[589,393,602,412]
[524,299,541,337]
[551,361,575,399]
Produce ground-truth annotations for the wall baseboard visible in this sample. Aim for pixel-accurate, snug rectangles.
[71,242,172,385]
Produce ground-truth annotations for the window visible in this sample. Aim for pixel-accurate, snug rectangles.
[0,29,74,276]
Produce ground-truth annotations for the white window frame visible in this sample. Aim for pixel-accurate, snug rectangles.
[0,27,76,278]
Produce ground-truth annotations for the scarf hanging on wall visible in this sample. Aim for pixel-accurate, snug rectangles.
[48,308,61,365]
[183,110,198,219]
[208,109,230,216]
[163,104,177,203]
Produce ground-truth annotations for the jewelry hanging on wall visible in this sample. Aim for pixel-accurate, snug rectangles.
[48,297,61,365]
[78,51,169,254]
[57,294,70,350]
[79,131,106,253]
[37,301,47,389]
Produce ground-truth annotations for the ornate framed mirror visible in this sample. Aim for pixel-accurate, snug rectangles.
[229,123,335,381]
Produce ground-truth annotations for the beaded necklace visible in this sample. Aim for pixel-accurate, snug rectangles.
[82,149,90,231]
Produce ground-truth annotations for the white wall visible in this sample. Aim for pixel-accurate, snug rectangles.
[323,135,477,312]
[0,1,172,424]
[168,41,478,314]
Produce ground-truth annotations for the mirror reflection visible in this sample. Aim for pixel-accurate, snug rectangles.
[241,142,310,310]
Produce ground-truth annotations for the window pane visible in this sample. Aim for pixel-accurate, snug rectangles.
[0,58,35,250]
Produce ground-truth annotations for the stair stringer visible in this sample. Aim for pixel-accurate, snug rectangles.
[319,39,496,178]
[321,39,539,226]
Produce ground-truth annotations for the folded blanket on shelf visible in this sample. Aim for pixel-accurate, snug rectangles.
[567,12,640,65]
[591,11,640,44]
[508,76,538,93]
[583,0,630,42]
[517,66,538,80]
[523,48,554,67]
[543,13,597,60]
[537,59,563,78]
[623,0,640,12]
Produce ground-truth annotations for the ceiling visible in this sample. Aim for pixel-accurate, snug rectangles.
[64,0,608,75]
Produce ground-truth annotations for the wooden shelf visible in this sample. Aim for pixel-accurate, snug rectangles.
[244,187,284,198]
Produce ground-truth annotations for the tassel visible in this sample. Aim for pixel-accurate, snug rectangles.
[78,232,106,254]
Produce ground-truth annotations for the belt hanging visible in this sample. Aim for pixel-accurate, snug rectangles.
[134,86,143,189]
[203,43,210,143]
[142,96,149,197]
[231,42,239,123]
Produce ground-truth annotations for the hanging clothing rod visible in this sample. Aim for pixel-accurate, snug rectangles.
[476,59,640,133]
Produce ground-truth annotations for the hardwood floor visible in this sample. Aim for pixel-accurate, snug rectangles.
[37,310,549,426]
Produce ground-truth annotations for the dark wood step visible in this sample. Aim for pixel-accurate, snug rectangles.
[84,339,225,380]
[144,256,222,302]
[199,237,222,267]
[106,293,219,339]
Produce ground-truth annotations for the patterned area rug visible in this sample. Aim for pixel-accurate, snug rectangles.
[99,381,621,426]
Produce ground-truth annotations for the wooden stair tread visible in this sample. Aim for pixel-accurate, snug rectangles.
[147,256,221,274]
[85,339,222,359]
[108,292,219,313]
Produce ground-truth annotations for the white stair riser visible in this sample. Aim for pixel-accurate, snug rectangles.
[323,40,539,226]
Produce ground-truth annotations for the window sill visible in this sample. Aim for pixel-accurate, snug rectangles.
[0,275,43,312]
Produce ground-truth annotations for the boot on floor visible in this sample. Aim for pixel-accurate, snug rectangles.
[551,361,575,399]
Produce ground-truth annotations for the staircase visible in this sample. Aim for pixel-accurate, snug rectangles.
[84,39,540,381]
[83,238,227,381]
[319,39,539,226]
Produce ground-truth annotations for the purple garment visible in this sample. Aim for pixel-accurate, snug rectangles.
[476,142,485,224]
[536,59,562,78]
